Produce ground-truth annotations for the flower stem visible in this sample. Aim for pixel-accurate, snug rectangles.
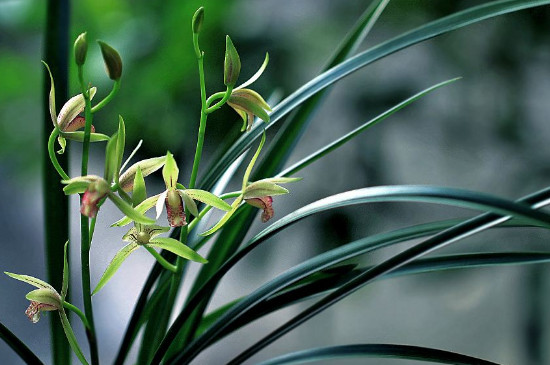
[188,56,208,189]
[91,79,121,114]
[206,86,232,114]
[63,301,90,330]
[47,128,70,180]
[145,246,178,273]
[78,64,100,365]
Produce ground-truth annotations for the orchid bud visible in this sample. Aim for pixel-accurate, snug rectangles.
[74,32,88,66]
[224,35,241,87]
[81,179,110,218]
[98,40,123,80]
[192,7,204,34]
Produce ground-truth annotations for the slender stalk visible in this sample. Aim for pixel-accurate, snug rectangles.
[63,301,90,330]
[43,1,70,363]
[91,80,121,113]
[78,65,100,365]
[145,246,178,273]
[206,86,232,114]
[47,128,70,180]
[188,61,208,188]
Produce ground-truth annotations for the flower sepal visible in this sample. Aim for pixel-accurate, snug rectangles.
[228,88,271,132]
[93,224,207,295]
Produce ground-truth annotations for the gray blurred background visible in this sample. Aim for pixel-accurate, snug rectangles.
[2,0,550,364]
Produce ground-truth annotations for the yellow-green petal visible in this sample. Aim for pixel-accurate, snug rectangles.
[93,242,139,295]
[148,238,207,264]
[183,189,232,211]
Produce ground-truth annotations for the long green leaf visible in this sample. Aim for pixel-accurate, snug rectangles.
[225,187,550,364]
[0,321,44,365]
[279,78,459,177]
[256,344,498,365]
[116,155,249,365]
[209,251,550,342]
[158,185,550,364]
[200,0,550,193]
[113,250,173,365]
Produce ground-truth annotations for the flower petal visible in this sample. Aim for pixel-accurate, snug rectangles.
[122,227,139,243]
[112,194,161,227]
[57,87,97,131]
[92,242,140,295]
[63,116,96,133]
[4,272,56,290]
[42,61,57,127]
[200,195,243,236]
[143,225,170,239]
[162,152,179,189]
[108,192,155,225]
[180,190,199,217]
[236,52,269,90]
[165,190,186,227]
[25,288,62,308]
[119,156,166,192]
[61,131,110,142]
[131,166,147,207]
[244,181,288,199]
[183,189,232,211]
[245,196,274,223]
[156,190,168,220]
[148,238,207,264]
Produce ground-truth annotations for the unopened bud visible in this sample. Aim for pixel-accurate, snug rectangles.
[224,35,241,87]
[74,32,88,66]
[192,7,204,34]
[98,40,123,80]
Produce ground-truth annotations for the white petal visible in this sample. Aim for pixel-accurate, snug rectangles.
[156,190,168,219]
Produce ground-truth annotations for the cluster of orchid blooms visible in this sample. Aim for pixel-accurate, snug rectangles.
[5,7,298,363]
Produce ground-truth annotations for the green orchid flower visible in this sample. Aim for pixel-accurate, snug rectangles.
[224,50,272,132]
[62,175,154,224]
[43,61,109,153]
[111,152,231,227]
[5,243,90,365]
[92,223,207,295]
[201,132,300,236]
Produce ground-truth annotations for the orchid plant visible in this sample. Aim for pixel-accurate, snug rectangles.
[4,2,550,365]
[5,6,298,364]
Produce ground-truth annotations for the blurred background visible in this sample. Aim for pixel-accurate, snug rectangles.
[2,0,550,364]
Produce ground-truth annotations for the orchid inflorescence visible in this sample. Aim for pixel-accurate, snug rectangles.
[5,6,299,364]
